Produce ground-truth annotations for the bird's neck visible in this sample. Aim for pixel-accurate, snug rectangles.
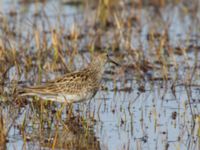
[86,62,105,80]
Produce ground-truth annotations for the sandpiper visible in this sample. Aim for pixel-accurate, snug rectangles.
[19,52,118,103]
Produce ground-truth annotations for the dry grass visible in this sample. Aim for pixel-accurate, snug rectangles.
[0,0,200,149]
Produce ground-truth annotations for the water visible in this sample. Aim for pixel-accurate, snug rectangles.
[1,0,200,150]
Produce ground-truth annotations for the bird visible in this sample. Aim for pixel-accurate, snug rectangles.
[18,52,119,103]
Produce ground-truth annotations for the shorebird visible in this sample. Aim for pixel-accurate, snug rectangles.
[19,52,118,103]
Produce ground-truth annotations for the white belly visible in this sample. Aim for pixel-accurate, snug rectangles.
[24,91,95,103]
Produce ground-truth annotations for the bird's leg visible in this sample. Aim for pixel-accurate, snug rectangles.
[63,98,74,118]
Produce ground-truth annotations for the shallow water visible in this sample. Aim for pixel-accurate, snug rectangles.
[1,0,200,150]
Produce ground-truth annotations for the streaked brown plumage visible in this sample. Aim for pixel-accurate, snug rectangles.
[19,52,109,103]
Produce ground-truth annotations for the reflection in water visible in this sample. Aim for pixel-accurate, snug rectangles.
[1,0,200,149]
[26,119,100,150]
[4,101,100,149]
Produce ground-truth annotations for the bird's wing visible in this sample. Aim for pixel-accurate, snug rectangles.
[21,70,97,95]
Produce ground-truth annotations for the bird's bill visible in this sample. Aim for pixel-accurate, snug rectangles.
[108,57,120,66]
